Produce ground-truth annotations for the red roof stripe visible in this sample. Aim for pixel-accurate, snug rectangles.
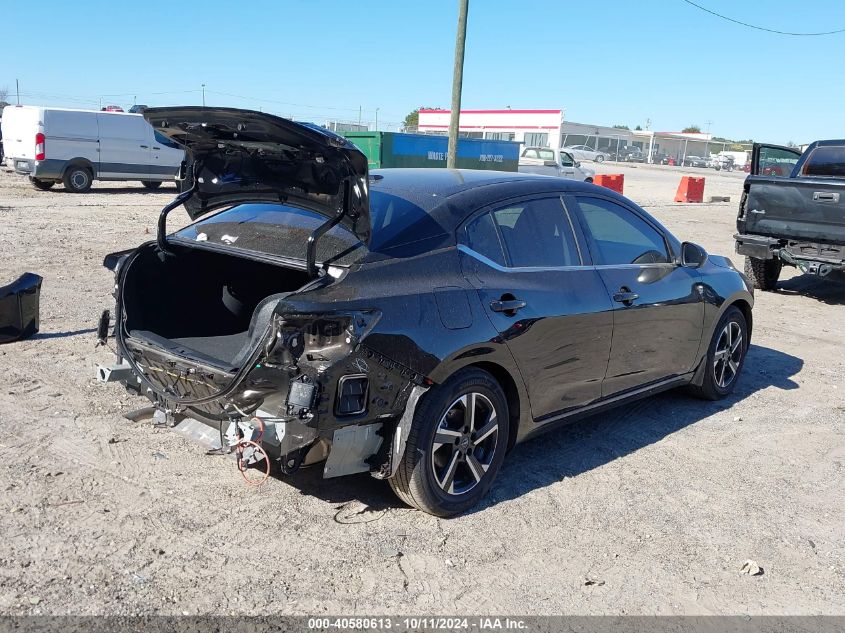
[418,109,562,115]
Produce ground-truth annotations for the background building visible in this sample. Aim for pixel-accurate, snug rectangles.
[417,109,564,148]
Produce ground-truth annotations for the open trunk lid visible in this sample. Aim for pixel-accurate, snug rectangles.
[143,107,371,244]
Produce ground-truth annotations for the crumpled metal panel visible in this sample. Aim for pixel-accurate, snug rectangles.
[0,273,43,344]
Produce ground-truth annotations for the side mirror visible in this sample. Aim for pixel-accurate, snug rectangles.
[576,161,582,167]
[681,242,707,268]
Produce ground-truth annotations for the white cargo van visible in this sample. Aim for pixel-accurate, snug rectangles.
[1,105,184,192]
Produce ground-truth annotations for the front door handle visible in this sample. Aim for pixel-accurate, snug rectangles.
[813,191,840,203]
[490,299,526,313]
[613,289,639,305]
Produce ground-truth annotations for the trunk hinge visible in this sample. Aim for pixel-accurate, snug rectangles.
[156,180,198,254]
[306,179,351,278]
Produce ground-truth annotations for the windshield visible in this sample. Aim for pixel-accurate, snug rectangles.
[172,189,443,265]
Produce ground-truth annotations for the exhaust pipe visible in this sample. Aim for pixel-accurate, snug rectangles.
[96,362,134,383]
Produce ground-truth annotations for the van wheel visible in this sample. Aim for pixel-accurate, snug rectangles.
[389,368,509,517]
[63,166,92,193]
[140,180,162,190]
[30,177,55,191]
[744,256,781,291]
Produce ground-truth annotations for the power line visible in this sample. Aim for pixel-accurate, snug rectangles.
[679,0,845,35]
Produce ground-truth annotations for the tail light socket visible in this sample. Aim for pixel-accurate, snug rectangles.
[335,375,368,416]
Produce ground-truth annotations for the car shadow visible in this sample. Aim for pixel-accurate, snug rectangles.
[776,272,845,305]
[30,328,97,340]
[275,343,803,516]
[88,186,179,195]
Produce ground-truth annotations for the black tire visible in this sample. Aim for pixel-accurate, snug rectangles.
[30,177,55,191]
[585,177,593,183]
[62,165,93,193]
[389,368,509,517]
[140,180,162,190]
[744,256,781,291]
[688,306,748,401]
[595,155,605,163]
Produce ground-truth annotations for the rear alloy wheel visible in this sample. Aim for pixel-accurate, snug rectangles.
[389,368,509,516]
[595,155,605,163]
[30,177,55,191]
[140,180,162,190]
[63,165,92,193]
[744,256,781,291]
[688,306,748,400]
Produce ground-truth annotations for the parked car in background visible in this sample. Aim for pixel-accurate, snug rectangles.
[1,105,184,192]
[98,107,754,516]
[736,140,845,289]
[563,144,607,163]
[624,149,647,163]
[603,145,637,161]
[683,155,709,168]
[712,155,735,171]
[101,105,124,112]
[518,147,595,182]
[128,104,149,114]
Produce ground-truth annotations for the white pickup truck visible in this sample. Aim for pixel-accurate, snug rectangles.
[517,146,595,182]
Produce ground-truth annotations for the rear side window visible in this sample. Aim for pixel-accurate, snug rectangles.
[490,197,580,267]
[575,197,670,265]
[465,213,506,266]
[802,146,845,178]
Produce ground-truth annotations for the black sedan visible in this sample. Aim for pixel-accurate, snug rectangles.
[98,108,754,516]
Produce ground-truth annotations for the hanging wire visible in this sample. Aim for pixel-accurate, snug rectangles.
[680,0,845,36]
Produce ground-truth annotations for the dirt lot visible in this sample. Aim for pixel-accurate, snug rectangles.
[0,164,843,616]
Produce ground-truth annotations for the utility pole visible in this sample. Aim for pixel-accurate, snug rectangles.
[202,84,206,106]
[375,108,379,132]
[16,79,20,105]
[358,105,362,128]
[447,0,469,169]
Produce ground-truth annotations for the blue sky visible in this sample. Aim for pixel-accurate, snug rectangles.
[4,0,844,144]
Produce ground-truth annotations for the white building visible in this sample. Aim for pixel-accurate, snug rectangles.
[417,109,565,148]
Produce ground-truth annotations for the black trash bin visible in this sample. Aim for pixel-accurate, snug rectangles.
[0,273,43,343]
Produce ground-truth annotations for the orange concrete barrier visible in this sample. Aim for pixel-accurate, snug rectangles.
[675,176,705,203]
[594,174,624,194]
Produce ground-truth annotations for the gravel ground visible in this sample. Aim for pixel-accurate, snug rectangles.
[0,164,843,616]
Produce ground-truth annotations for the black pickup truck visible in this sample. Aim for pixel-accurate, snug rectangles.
[735,140,845,290]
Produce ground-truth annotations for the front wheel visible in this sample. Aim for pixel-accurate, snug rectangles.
[688,306,748,400]
[30,177,55,191]
[744,256,781,291]
[595,155,605,163]
[389,368,509,516]
[585,177,593,183]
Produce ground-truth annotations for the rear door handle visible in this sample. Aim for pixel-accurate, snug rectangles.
[490,299,526,313]
[613,290,639,305]
[813,192,840,202]
[139,145,149,149]
[152,146,161,150]
[750,209,766,214]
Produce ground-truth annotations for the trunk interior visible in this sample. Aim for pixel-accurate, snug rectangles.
[121,244,312,368]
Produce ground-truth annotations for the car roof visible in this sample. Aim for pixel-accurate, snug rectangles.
[370,168,599,212]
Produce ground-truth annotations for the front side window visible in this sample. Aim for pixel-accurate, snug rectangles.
[154,131,181,150]
[559,152,575,167]
[758,146,800,176]
[575,197,670,265]
[801,146,845,178]
[489,198,580,267]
